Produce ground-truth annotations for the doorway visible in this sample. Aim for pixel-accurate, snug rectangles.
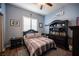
[0,13,3,52]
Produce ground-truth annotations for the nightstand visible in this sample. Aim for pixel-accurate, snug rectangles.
[10,37,24,49]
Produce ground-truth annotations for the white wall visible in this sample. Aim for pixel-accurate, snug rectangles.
[5,4,44,47]
[44,4,79,37]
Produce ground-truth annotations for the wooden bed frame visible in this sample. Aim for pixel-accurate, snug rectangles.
[23,29,56,56]
[23,29,38,55]
[23,29,38,36]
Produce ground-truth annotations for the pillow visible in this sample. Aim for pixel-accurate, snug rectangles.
[25,33,35,39]
[35,33,41,37]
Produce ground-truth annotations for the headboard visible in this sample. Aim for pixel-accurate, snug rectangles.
[23,29,38,36]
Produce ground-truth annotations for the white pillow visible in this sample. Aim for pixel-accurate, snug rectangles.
[26,33,34,39]
[35,33,41,37]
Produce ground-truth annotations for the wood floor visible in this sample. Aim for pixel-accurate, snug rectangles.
[0,46,72,56]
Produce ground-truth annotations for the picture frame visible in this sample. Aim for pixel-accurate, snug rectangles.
[10,19,15,26]
[39,23,43,28]
[10,19,20,27]
[76,17,79,26]
[15,20,20,27]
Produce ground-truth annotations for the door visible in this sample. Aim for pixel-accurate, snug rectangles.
[0,14,3,52]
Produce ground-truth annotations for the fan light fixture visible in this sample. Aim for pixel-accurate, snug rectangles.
[39,3,53,10]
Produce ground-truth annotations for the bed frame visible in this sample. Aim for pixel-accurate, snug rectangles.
[23,29,38,36]
[23,29,56,56]
[23,29,38,55]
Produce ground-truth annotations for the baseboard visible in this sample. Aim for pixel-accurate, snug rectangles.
[2,44,11,52]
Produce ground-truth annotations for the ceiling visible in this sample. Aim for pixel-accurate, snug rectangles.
[11,3,68,16]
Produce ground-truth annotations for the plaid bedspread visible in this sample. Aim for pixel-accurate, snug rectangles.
[24,36,56,56]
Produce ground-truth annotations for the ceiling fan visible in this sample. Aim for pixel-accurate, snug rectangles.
[40,3,53,10]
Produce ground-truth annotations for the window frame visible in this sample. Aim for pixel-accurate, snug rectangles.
[23,16,38,31]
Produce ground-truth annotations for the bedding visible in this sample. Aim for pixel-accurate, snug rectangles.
[25,33,35,39]
[34,33,41,37]
[24,36,56,56]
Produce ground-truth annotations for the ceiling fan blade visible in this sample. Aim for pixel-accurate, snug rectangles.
[46,3,53,6]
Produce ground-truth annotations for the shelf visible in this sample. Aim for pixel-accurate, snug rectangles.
[49,20,69,50]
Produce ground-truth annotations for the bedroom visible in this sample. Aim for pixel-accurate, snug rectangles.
[0,3,79,56]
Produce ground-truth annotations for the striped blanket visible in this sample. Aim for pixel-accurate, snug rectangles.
[24,36,56,56]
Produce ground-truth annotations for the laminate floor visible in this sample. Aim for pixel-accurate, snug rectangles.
[0,46,72,56]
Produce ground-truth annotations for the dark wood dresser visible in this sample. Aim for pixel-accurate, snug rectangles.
[49,20,69,50]
[69,26,79,56]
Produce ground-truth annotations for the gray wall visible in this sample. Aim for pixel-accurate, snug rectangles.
[4,3,79,48]
[5,4,44,47]
[44,3,79,38]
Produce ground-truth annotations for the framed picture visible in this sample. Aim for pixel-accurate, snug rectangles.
[10,19,15,26]
[76,17,79,26]
[15,20,20,27]
[39,23,43,28]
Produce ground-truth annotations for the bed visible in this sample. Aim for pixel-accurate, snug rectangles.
[23,29,56,56]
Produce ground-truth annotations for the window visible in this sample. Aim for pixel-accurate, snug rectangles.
[23,16,37,31]
[32,18,37,31]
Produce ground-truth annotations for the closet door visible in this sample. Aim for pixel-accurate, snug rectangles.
[0,14,3,52]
